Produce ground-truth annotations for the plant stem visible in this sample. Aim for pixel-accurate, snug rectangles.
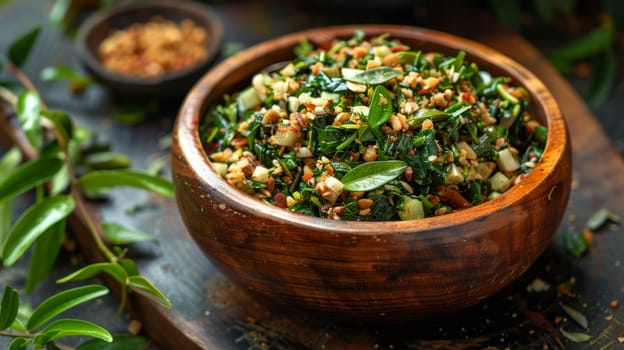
[6,63,36,93]
[0,330,32,338]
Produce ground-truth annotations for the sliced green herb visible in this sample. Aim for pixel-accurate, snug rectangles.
[344,66,401,85]
[341,160,407,192]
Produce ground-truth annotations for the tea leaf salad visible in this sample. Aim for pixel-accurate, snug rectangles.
[201,31,547,221]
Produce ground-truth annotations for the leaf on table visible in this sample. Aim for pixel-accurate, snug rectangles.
[16,90,43,149]
[78,169,174,197]
[586,207,621,231]
[57,262,128,286]
[37,318,112,343]
[127,275,172,308]
[102,222,157,245]
[559,302,589,329]
[25,220,65,293]
[26,284,109,331]
[559,327,592,343]
[1,195,74,266]
[562,230,589,258]
[0,285,20,330]
[7,26,40,68]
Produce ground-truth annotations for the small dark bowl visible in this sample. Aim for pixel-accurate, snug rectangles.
[75,0,222,99]
[172,25,572,323]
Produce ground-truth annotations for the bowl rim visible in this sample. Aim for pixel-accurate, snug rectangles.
[175,24,569,236]
[75,0,223,87]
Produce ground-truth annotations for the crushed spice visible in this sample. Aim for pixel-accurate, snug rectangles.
[98,16,208,78]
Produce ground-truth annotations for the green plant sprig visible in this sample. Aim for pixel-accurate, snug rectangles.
[0,25,172,349]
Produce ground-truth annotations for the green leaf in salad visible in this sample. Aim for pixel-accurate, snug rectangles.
[344,66,401,86]
[26,284,109,331]
[367,85,394,132]
[294,37,313,58]
[2,195,74,267]
[341,160,407,192]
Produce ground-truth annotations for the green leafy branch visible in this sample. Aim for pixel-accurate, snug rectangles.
[0,285,114,350]
[0,25,172,348]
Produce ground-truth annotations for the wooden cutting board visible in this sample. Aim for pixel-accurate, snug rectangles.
[1,2,622,349]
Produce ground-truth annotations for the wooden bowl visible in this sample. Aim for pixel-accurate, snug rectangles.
[171,25,572,322]
[75,0,222,99]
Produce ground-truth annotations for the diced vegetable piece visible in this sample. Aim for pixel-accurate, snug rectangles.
[295,147,313,158]
[444,163,464,185]
[211,162,228,177]
[456,141,477,160]
[497,148,520,172]
[321,91,340,102]
[252,73,268,99]
[273,125,299,147]
[325,176,344,194]
[251,166,269,183]
[398,196,424,220]
[489,171,511,192]
[236,87,261,112]
[279,63,296,77]
[476,161,496,179]
[487,191,501,200]
[346,81,367,93]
